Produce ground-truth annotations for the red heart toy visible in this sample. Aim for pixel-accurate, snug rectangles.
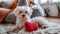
[25,22,39,32]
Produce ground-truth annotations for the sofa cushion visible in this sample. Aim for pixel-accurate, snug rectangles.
[0,8,11,23]
[9,0,18,9]
[0,0,18,10]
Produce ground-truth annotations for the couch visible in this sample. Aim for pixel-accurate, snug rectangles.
[0,0,45,23]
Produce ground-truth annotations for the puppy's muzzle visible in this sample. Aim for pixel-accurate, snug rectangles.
[22,15,25,18]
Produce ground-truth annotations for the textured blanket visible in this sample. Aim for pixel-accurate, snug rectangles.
[0,17,60,34]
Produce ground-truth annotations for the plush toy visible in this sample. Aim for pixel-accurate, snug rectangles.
[25,22,39,32]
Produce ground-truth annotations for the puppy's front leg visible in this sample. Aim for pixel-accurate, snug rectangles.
[7,25,24,33]
[7,26,19,32]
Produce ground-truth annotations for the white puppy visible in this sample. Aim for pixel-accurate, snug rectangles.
[13,6,32,29]
[7,6,32,32]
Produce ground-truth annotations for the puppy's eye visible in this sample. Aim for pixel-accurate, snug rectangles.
[25,11,27,13]
[19,11,22,13]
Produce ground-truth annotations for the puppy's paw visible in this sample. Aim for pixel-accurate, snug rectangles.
[7,27,19,33]
[7,30,14,33]
[42,25,48,29]
[7,29,19,34]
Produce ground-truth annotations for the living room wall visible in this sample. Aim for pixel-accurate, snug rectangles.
[40,2,60,17]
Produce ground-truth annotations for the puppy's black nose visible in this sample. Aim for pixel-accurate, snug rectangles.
[22,15,25,17]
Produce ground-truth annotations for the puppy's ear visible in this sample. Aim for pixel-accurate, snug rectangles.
[13,6,20,16]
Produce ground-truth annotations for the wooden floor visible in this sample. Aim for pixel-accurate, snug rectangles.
[46,18,60,25]
[48,12,60,18]
[45,12,60,25]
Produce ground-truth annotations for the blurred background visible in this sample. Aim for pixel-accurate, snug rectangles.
[0,0,60,24]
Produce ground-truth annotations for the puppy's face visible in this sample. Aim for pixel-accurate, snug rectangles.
[13,6,32,20]
[18,9,30,20]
